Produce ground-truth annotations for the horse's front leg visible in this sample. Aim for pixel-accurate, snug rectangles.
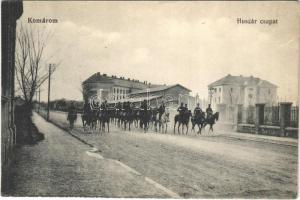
[186,124,188,135]
[173,122,176,134]
[129,121,131,131]
[165,123,168,134]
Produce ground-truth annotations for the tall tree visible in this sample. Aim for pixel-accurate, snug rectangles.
[15,23,57,107]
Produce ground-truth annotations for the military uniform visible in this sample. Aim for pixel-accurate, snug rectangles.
[206,107,213,119]
[158,104,165,120]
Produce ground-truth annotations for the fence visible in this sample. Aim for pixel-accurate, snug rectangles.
[263,106,280,126]
[290,106,299,128]
[236,103,298,137]
[237,106,255,124]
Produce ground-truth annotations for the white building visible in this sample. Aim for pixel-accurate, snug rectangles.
[208,74,277,121]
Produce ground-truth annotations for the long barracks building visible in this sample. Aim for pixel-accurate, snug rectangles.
[82,72,195,107]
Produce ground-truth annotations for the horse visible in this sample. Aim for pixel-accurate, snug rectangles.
[132,107,140,128]
[122,107,135,131]
[139,107,151,133]
[67,110,77,130]
[158,109,170,133]
[191,112,206,134]
[81,104,97,132]
[174,110,192,134]
[202,112,219,132]
[97,108,110,133]
[149,107,159,132]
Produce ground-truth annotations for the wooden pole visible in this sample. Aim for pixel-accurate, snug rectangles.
[47,64,51,121]
[38,87,41,113]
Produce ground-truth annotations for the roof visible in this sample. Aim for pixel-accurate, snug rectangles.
[129,84,192,95]
[208,74,277,88]
[83,72,113,84]
[82,72,162,89]
[107,95,162,104]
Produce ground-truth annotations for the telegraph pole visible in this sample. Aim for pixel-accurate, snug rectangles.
[47,64,52,121]
[38,87,41,113]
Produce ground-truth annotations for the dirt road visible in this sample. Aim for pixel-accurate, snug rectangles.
[6,113,170,197]
[36,110,298,198]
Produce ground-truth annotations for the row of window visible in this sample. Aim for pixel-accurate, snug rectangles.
[112,87,129,100]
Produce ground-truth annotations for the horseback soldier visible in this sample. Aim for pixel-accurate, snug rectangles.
[100,100,108,111]
[141,100,148,111]
[177,102,185,115]
[206,104,213,119]
[194,103,203,116]
[184,103,188,112]
[158,102,165,120]
[116,101,122,111]
[124,101,131,112]
[67,102,77,129]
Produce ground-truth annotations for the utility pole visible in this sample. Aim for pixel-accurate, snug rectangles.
[38,87,41,113]
[47,64,52,121]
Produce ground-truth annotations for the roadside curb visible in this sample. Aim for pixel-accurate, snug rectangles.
[34,112,94,148]
[226,135,298,147]
[33,112,181,198]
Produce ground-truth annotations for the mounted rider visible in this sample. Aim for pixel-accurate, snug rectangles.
[194,103,203,119]
[67,102,77,129]
[206,104,213,120]
[83,101,91,114]
[177,102,185,115]
[116,101,122,111]
[141,99,148,111]
[158,101,165,120]
[100,100,108,112]
[124,101,132,113]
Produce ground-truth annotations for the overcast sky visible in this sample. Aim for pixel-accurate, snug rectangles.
[18,1,299,103]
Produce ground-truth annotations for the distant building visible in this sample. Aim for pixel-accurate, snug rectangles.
[208,74,277,121]
[82,72,159,102]
[82,72,192,107]
[129,84,192,107]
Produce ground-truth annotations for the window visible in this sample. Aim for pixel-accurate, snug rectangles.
[230,88,233,92]
[219,97,221,103]
[219,88,221,92]
[268,89,271,94]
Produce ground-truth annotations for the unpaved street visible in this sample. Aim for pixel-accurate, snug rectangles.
[7,113,170,197]
[32,110,298,198]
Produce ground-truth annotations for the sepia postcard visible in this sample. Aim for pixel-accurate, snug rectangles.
[1,0,299,198]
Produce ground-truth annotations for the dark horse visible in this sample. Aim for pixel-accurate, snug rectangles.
[122,107,135,131]
[81,103,97,132]
[191,112,206,134]
[97,107,110,133]
[139,107,151,133]
[174,110,192,134]
[202,112,219,132]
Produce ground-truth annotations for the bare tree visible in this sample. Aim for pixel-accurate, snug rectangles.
[15,23,58,106]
